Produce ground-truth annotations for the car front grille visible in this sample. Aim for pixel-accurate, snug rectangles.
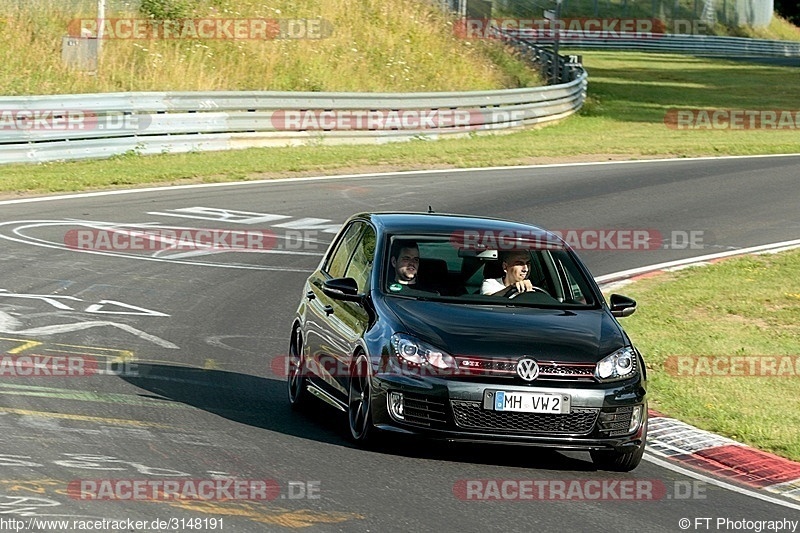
[402,394,448,427]
[537,361,596,380]
[450,400,599,435]
[452,357,596,382]
[598,406,635,436]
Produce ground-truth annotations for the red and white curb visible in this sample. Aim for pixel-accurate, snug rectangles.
[647,411,800,503]
[597,240,800,505]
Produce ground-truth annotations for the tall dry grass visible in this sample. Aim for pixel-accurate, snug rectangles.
[0,0,540,95]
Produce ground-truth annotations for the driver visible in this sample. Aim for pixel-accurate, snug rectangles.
[481,250,536,296]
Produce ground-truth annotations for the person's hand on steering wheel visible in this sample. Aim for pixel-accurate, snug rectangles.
[504,280,547,298]
[513,280,534,293]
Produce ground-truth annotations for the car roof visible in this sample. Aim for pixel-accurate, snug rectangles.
[351,212,559,240]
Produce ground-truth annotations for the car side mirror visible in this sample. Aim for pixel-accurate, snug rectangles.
[609,294,637,318]
[323,277,363,302]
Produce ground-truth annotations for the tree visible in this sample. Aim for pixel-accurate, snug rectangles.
[774,0,800,25]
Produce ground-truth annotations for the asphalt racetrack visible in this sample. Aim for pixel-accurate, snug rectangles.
[0,154,798,531]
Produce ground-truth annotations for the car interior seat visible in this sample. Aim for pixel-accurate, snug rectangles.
[418,257,464,296]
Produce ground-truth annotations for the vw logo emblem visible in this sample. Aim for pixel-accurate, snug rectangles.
[516,358,539,382]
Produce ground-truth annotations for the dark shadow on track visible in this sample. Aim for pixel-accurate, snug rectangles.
[121,362,597,472]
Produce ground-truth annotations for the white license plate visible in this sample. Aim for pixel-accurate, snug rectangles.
[490,391,570,414]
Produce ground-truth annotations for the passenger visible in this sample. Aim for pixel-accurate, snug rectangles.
[481,250,536,296]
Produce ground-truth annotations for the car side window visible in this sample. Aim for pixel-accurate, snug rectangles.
[345,226,376,292]
[324,222,364,279]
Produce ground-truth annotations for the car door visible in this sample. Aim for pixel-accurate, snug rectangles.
[330,224,375,393]
[305,221,375,399]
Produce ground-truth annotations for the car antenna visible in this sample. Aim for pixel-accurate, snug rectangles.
[428,206,435,214]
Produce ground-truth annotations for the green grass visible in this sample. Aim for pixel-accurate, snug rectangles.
[613,250,800,461]
[2,51,799,195]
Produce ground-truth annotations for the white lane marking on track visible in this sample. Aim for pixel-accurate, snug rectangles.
[83,300,169,317]
[0,220,316,272]
[155,247,321,260]
[147,207,292,224]
[0,290,169,317]
[596,240,800,283]
[0,310,179,349]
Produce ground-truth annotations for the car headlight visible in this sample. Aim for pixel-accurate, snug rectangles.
[391,334,457,374]
[595,346,637,382]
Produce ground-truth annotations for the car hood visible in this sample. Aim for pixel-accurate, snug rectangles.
[382,297,625,363]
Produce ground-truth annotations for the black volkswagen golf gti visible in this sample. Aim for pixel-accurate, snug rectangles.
[287,212,647,471]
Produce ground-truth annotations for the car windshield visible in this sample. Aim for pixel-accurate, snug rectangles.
[382,235,598,308]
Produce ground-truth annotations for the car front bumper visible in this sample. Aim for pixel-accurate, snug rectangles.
[371,372,647,453]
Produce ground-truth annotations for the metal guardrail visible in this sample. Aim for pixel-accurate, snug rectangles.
[6,27,793,166]
[511,30,800,58]
[0,43,586,165]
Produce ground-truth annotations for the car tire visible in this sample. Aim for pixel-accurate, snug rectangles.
[287,326,310,411]
[590,416,647,472]
[348,352,376,445]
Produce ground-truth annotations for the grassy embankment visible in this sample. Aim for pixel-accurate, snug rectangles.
[0,0,539,94]
[612,250,800,461]
[1,48,798,194]
[1,1,798,195]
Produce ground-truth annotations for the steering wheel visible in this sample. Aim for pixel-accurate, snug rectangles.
[505,285,549,299]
